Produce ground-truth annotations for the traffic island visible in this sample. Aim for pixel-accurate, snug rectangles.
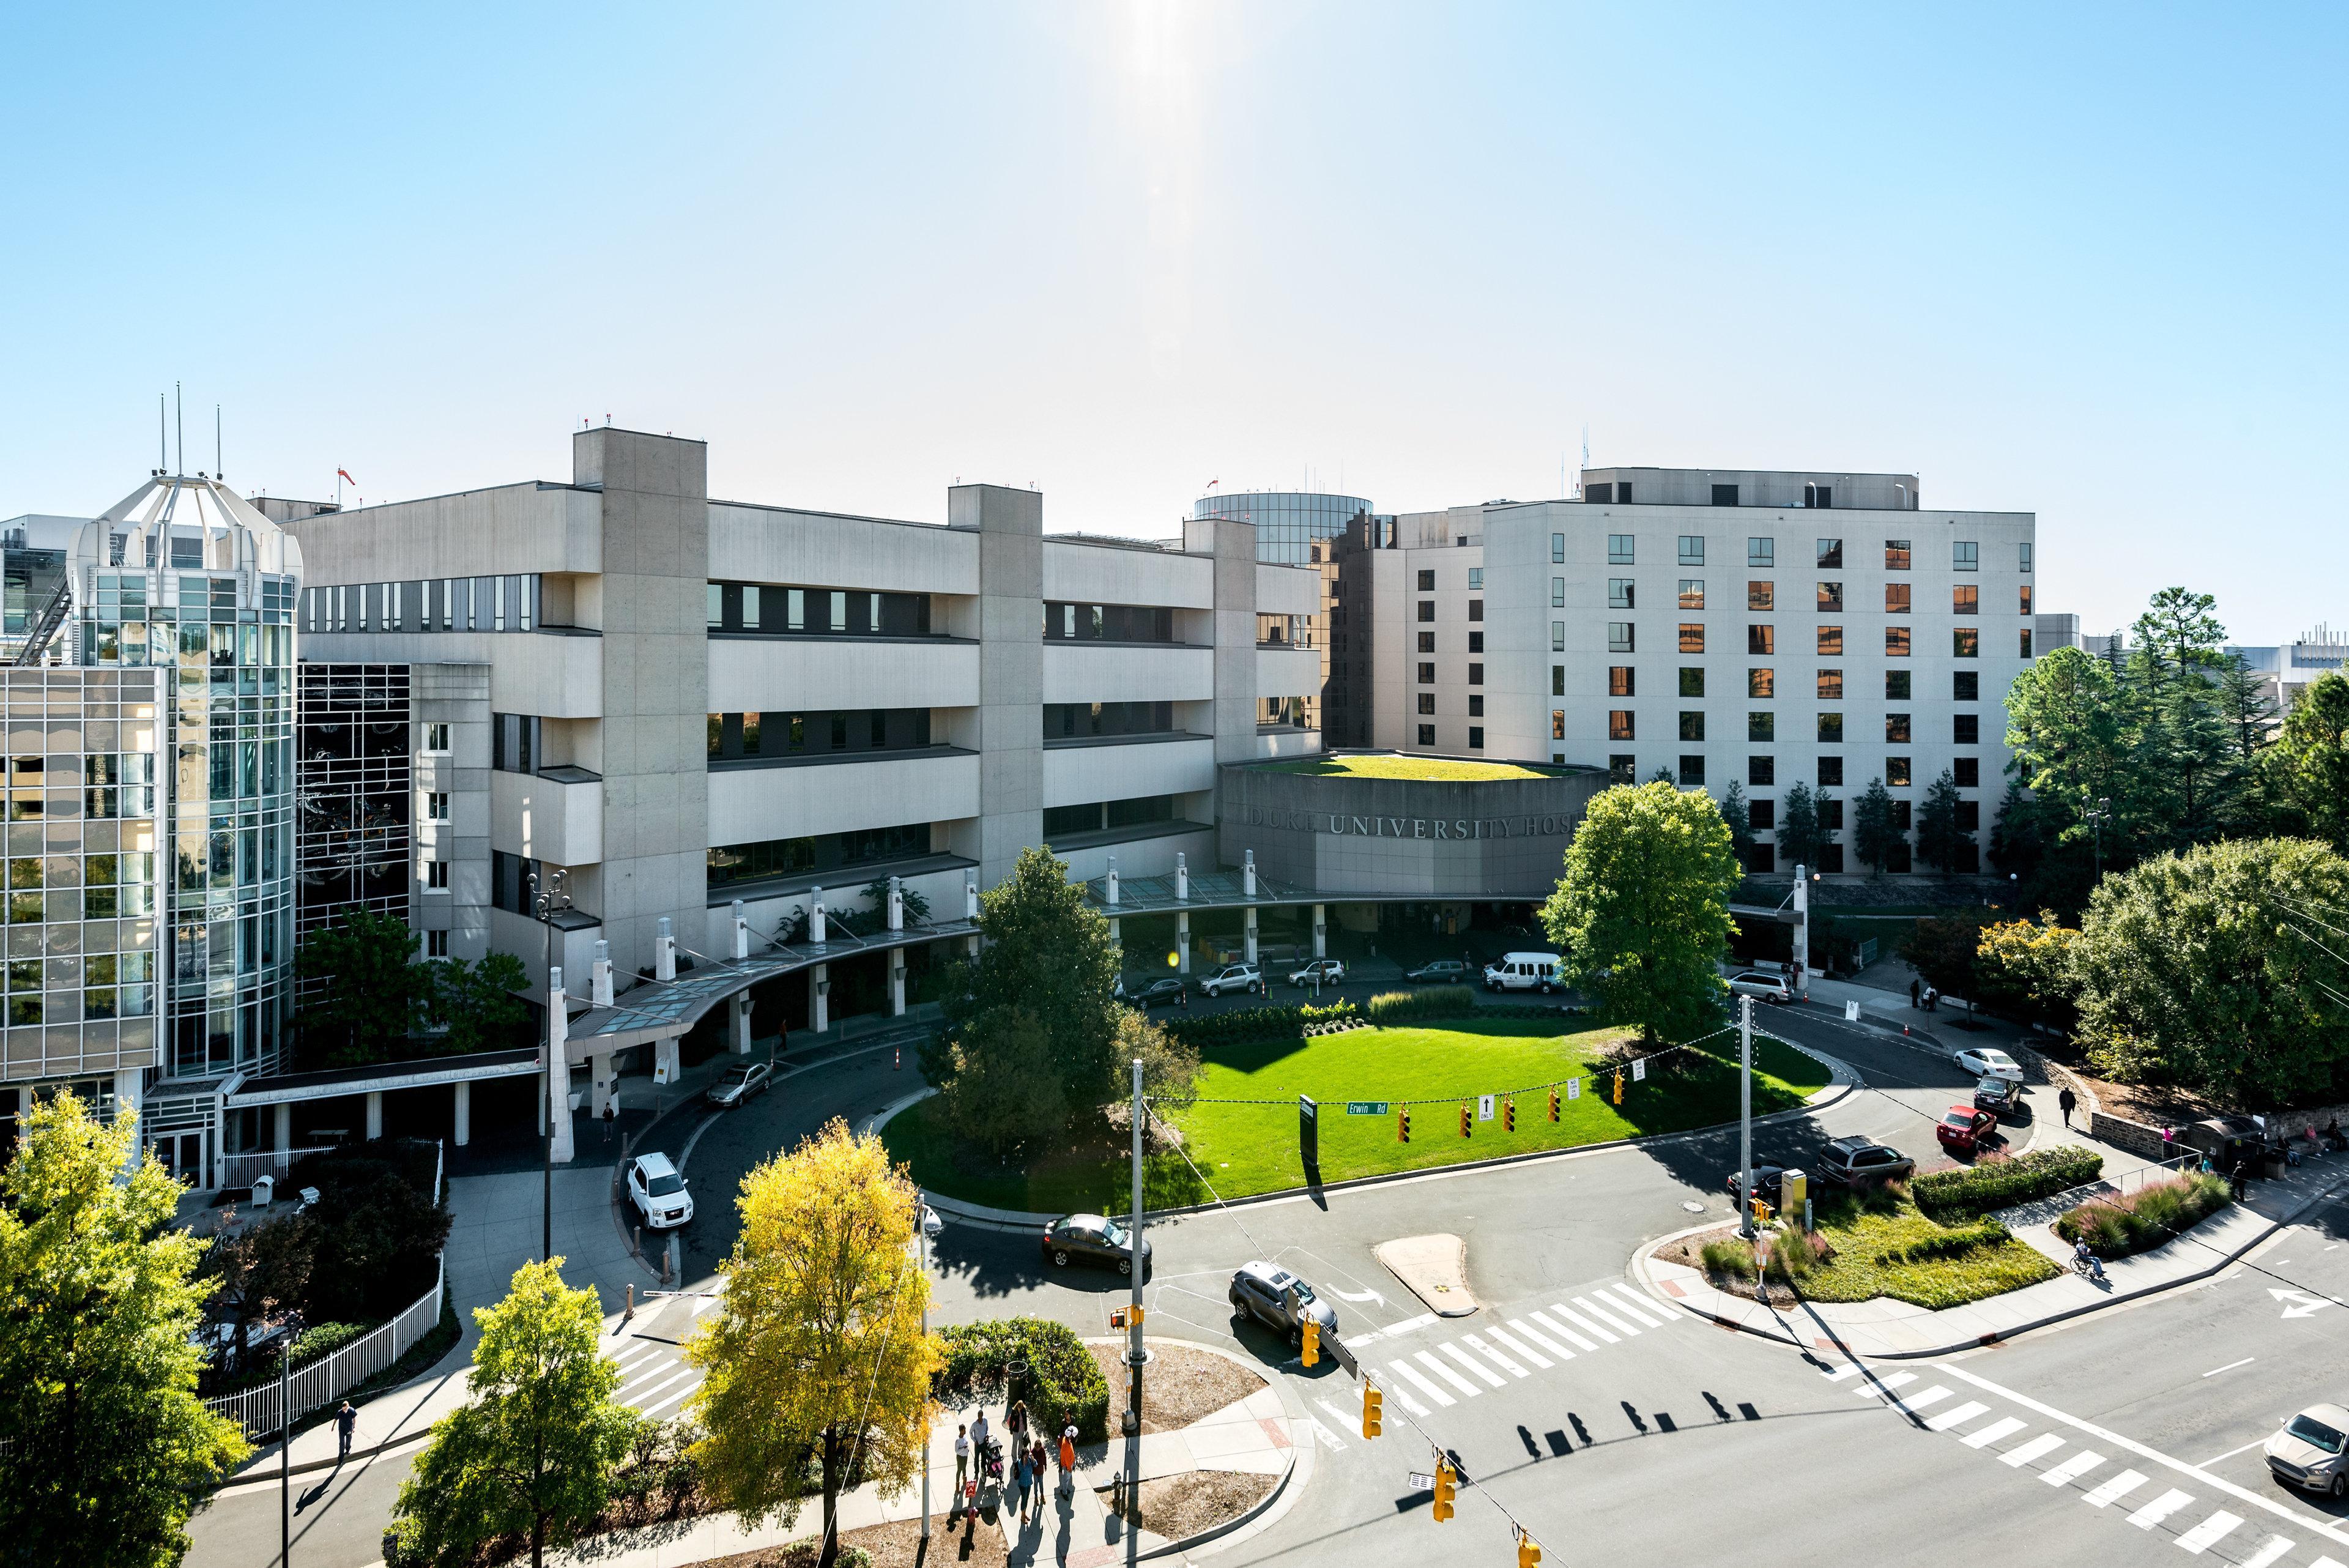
[1375,1233,1479,1317]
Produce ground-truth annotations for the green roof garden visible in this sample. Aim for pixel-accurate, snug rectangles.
[1256,753,1578,783]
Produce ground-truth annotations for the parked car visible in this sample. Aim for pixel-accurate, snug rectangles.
[626,1152,695,1229]
[1972,1075,2024,1118]
[705,1061,774,1108]
[1935,1105,2000,1156]
[1816,1135,1913,1187]
[1124,978,1189,1009]
[1955,1046,2024,1083]
[2265,1404,2349,1498]
[1039,1213,1151,1276]
[1483,952,1562,994]
[1724,1165,1788,1207]
[1200,963,1263,998]
[1405,959,1471,984]
[1288,958,1346,988]
[1726,970,1795,1005]
[1228,1260,1338,1349]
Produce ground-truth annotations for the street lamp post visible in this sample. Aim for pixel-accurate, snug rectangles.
[530,868,571,1265]
[2085,797,2113,882]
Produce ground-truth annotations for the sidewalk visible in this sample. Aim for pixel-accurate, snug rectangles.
[1635,1151,2349,1359]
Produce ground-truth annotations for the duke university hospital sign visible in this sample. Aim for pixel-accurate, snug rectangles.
[1236,804,1579,841]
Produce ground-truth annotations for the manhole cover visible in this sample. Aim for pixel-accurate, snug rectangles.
[1682,1201,1707,1213]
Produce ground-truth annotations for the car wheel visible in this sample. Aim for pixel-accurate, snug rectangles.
[1053,1249,1070,1267]
[1538,981,1554,995]
[2332,1474,2347,1501]
[1250,981,1261,995]
[1288,1324,1303,1351]
[1118,1258,1132,1277]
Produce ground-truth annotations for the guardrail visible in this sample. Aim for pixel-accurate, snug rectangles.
[217,1146,342,1194]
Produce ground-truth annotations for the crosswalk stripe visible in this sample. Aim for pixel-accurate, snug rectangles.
[612,1343,663,1372]
[1595,1286,1668,1327]
[1486,1326,1551,1369]
[1315,1399,1361,1441]
[2083,1469,2149,1507]
[1461,1336,1527,1378]
[626,1367,697,1410]
[1960,1417,2027,1449]
[1548,1304,1619,1345]
[1860,1372,1918,1397]
[1570,1295,1642,1336]
[2239,1536,2295,1568]
[2042,1450,2106,1487]
[640,1378,702,1419]
[1505,1319,1572,1362]
[2000,1433,2066,1468]
[1899,1386,1954,1413]
[1438,1343,1506,1389]
[1606,1282,1686,1321]
[617,1361,683,1400]
[1416,1351,1482,1398]
[1820,1363,1863,1381]
[1531,1310,1599,1352]
[2175,1512,2243,1554]
[1923,1400,1989,1432]
[2123,1488,2195,1529]
[2303,1553,2344,1568]
[1388,1359,1452,1408]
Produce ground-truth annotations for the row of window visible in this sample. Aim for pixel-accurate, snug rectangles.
[706,708,934,760]
[1600,625,2029,658]
[1041,794,1182,840]
[1603,669,1983,702]
[1606,581,2028,615]
[708,582,932,637]
[306,577,541,634]
[1416,599,1482,623]
[703,822,933,890]
[1590,751,1979,790]
[1603,712,1984,745]
[1047,701,1174,740]
[1570,535,2026,572]
[1414,725,1487,751]
[1044,602,1175,643]
[1416,632,1483,653]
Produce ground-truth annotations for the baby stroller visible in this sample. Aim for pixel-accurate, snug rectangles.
[979,1435,1006,1495]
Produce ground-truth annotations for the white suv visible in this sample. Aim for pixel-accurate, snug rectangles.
[626,1152,695,1230]
[1726,970,1795,1005]
[1483,952,1562,994]
[1200,963,1263,998]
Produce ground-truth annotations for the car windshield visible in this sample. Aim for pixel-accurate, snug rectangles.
[647,1172,684,1197]
[2290,1415,2348,1454]
[1943,1112,1974,1128]
[1288,1279,1316,1303]
[722,1067,754,1083]
[1100,1221,1127,1246]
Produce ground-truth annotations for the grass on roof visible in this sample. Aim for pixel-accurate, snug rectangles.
[1260,754,1563,782]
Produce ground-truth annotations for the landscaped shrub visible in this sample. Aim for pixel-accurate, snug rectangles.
[1911,1146,2102,1221]
[1872,1219,2010,1266]
[1699,1237,1757,1278]
[1765,1227,1826,1281]
[287,1320,371,1367]
[936,1317,1110,1444]
[2054,1173,2231,1256]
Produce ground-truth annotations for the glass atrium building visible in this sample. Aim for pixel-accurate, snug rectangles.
[1192,491,1373,568]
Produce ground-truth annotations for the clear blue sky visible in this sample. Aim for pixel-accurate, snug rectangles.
[5,3,2343,639]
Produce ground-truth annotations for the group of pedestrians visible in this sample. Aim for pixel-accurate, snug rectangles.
[949,1397,1080,1529]
[1907,978,1941,1013]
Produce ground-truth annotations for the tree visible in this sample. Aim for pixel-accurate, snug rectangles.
[2003,647,2132,826]
[2216,653,2279,763]
[295,1153,453,1324]
[425,950,532,1055]
[1899,915,1986,1001]
[2071,837,2349,1105]
[2130,586,2227,693]
[934,1006,1067,1157]
[1539,781,1740,1044]
[1775,781,1822,872]
[198,1209,316,1375]
[0,1092,249,1567]
[2263,671,2349,853]
[1986,778,2047,881]
[1851,778,1904,877]
[390,1260,641,1568]
[1915,767,1969,876]
[1121,1005,1201,1113]
[295,907,432,1067]
[1718,782,1756,865]
[687,1120,941,1568]
[1973,911,2081,1031]
[927,846,1122,1136]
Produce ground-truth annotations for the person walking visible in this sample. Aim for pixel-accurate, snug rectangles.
[1008,1397,1030,1452]
[1010,1446,1030,1522]
[1909,978,1921,1009]
[2230,1156,2250,1202]
[1058,1422,1078,1498]
[335,1400,358,1463]
[2057,1085,2077,1130]
[1028,1438,1048,1522]
[2161,1124,2176,1158]
[952,1423,970,1515]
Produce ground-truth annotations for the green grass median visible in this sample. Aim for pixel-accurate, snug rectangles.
[882,1018,1828,1214]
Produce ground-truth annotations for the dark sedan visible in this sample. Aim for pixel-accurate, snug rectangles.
[1405,960,1471,984]
[1040,1213,1152,1277]
[1725,1165,1787,1207]
[1126,978,1189,1009]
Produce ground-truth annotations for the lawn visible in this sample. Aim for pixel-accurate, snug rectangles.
[883,1019,1828,1213]
[1256,754,1571,782]
[1690,1187,2061,1309]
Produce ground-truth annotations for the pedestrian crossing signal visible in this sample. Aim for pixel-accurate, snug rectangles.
[1362,1383,1382,1438]
[1301,1318,1320,1368]
[1518,1531,1542,1567]
[1431,1460,1456,1522]
[1398,1106,1411,1143]
[1460,1103,1471,1138]
[1110,1307,1127,1329]
[1548,1087,1560,1121]
[1504,1097,1516,1132]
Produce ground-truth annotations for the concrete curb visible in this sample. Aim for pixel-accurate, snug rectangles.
[897,1037,1858,1232]
[1630,1169,2349,1360]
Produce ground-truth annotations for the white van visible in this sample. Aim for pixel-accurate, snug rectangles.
[1483,952,1563,994]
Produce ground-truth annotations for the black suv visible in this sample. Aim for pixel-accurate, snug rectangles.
[1816,1136,1915,1187]
[1228,1261,1339,1350]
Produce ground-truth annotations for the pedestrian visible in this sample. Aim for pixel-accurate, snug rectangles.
[2230,1157,2249,1202]
[335,1400,357,1463]
[1007,1397,1029,1451]
[2057,1086,2077,1130]
[971,1408,990,1455]
[2161,1124,2175,1157]
[1011,1447,1030,1520]
[1028,1438,1048,1520]
[1058,1422,1078,1497]
[952,1423,969,1510]
[1909,978,1920,1009]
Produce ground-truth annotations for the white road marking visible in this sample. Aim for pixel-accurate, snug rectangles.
[1898,1386,1954,1413]
[2239,1537,2295,1568]
[1593,1287,1667,1328]
[1315,1399,1361,1441]
[1570,1295,1642,1336]
[692,1295,722,1315]
[2124,1488,2196,1529]
[1961,1417,2028,1449]
[1820,1363,1863,1381]
[1388,1359,1452,1409]
[2084,1470,2150,1508]
[1416,1351,1482,1399]
[1606,1282,1686,1320]
[1370,1312,1439,1343]
[640,1378,702,1419]
[616,1360,685,1400]
[1304,1415,1348,1452]
[2307,1555,2346,1568]
[1924,1399,1988,1432]
[1461,1335,1528,1378]
[2201,1437,2274,1467]
[2043,1451,2108,1487]
[625,1367,699,1411]
[1485,1326,1551,1369]
[1531,1310,1599,1351]
[2002,1433,2066,1467]
[1549,1304,1619,1344]
[1438,1343,1507,1388]
[2176,1511,2244,1553]
[2203,1358,2257,1378]
[1505,1319,1571,1362]
[1860,1372,1918,1398]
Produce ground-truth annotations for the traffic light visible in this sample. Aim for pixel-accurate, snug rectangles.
[1398,1105,1411,1143]
[1361,1381,1383,1438]
[1431,1460,1456,1522]
[1301,1318,1320,1368]
[1518,1531,1542,1567]
[1548,1087,1560,1121]
[1612,1072,1624,1105]
[1504,1097,1516,1132]
[1460,1103,1471,1138]
[1751,1194,1773,1226]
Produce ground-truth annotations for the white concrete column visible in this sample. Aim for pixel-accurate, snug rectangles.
[453,1080,472,1146]
[1176,910,1191,975]
[1243,849,1256,898]
[1176,852,1189,902]
[273,1101,291,1152]
[729,992,752,1053]
[547,966,574,1164]
[888,876,904,932]
[1108,916,1121,952]
[811,888,827,947]
[113,1069,143,1175]
[1313,904,1326,959]
[365,1090,384,1142]
[655,917,677,983]
[653,1036,681,1085]
[1244,906,1258,965]
[813,964,830,1033]
[592,939,614,1008]
[1792,864,1811,998]
[889,949,906,1016]
[732,899,749,960]
[1106,855,1119,909]
[590,1052,614,1117]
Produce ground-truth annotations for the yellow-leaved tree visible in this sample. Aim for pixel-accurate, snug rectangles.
[686,1118,941,1568]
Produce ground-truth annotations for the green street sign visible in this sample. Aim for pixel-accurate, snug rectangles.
[1345,1101,1390,1116]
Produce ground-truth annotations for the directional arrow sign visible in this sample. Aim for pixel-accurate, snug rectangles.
[1407,1471,1436,1492]
[1329,1285,1387,1305]
[2271,1288,2337,1319]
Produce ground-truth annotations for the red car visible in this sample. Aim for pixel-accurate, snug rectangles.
[1935,1104,1998,1156]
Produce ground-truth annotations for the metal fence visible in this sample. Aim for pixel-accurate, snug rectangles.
[217,1146,342,1194]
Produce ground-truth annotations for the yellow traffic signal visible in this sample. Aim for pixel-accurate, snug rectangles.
[1459,1103,1471,1138]
[1504,1097,1516,1132]
[1398,1105,1411,1143]
[1361,1382,1383,1438]
[1548,1087,1560,1121]
[1612,1072,1624,1105]
[1518,1531,1542,1567]
[1301,1318,1320,1367]
[1431,1460,1456,1522]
